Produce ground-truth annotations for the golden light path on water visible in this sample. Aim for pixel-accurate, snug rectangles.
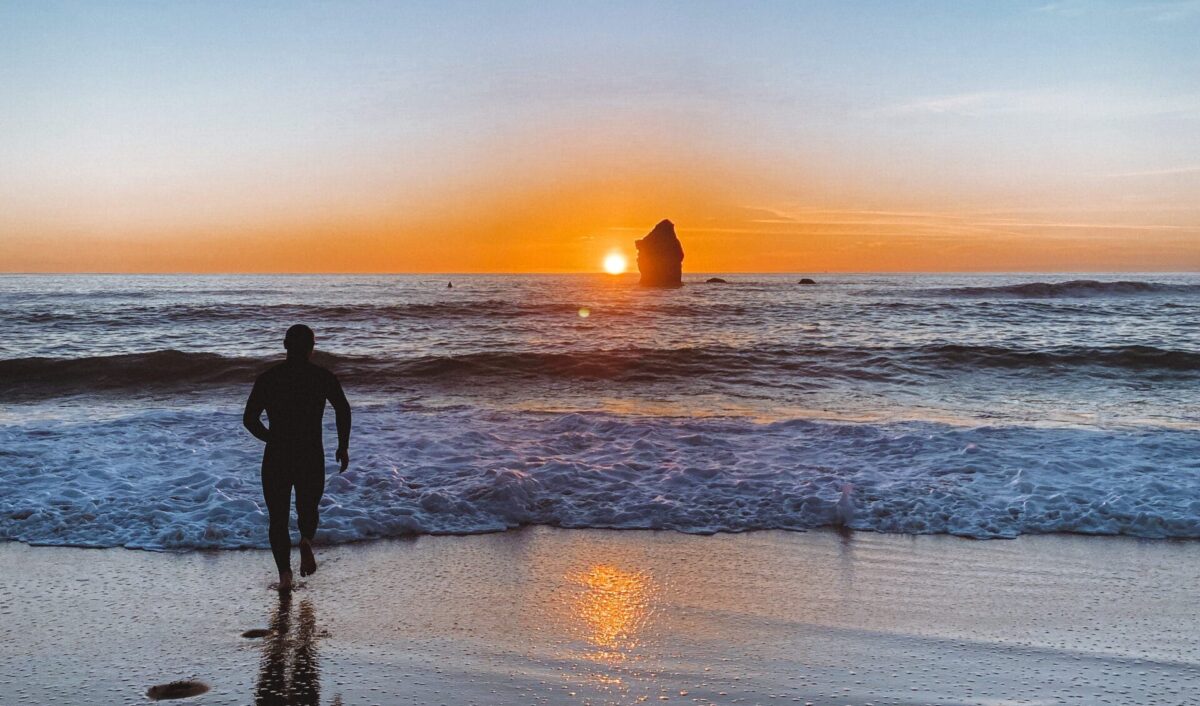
[568,564,656,667]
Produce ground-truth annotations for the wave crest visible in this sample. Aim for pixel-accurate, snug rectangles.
[926,280,1200,298]
[3,343,1197,399]
[3,300,762,325]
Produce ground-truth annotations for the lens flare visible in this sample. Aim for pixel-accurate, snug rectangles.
[603,253,627,275]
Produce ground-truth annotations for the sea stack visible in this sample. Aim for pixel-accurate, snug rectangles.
[635,219,684,287]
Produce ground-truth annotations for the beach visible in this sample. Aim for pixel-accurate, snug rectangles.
[2,275,1198,704]
[3,528,1198,705]
[6,3,1200,703]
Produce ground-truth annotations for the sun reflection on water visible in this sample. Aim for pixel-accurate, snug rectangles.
[569,564,655,662]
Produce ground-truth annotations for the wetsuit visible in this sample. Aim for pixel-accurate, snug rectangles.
[243,357,351,574]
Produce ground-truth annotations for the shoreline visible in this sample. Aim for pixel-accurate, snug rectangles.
[11,522,1200,552]
[12,505,1200,552]
[3,527,1198,704]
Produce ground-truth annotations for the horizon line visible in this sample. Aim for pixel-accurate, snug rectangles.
[2,269,1199,276]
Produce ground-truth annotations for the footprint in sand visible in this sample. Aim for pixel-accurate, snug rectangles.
[268,581,306,592]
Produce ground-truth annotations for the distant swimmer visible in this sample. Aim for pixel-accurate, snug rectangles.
[243,324,351,591]
[447,281,453,288]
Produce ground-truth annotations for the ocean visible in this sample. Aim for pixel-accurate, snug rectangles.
[1,273,1198,548]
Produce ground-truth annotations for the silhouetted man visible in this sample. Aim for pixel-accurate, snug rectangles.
[244,324,351,590]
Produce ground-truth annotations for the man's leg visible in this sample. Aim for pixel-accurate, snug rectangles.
[261,449,295,588]
[295,452,326,577]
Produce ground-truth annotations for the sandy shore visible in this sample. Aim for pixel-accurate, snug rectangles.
[1,528,1197,705]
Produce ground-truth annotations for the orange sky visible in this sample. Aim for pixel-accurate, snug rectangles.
[5,152,1196,273]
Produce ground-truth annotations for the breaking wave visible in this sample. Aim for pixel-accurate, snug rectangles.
[4,343,1197,399]
[2,407,1198,547]
[926,280,1200,298]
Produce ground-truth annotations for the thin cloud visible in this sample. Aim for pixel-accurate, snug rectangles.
[972,221,1184,230]
[1035,1,1093,17]
[1139,0,1200,22]
[1106,165,1200,178]
[1034,0,1200,21]
[628,207,1194,243]
[871,88,1200,120]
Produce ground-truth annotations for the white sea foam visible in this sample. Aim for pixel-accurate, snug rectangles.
[2,403,1198,549]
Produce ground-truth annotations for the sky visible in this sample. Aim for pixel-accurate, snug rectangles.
[2,0,1199,272]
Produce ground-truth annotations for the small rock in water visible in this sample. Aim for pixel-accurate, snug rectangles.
[799,278,817,285]
[241,628,270,638]
[146,680,210,700]
[706,277,728,284]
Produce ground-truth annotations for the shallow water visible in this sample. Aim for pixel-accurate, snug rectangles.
[1,273,1198,546]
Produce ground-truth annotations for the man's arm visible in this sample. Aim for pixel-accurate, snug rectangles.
[242,378,272,443]
[328,374,352,471]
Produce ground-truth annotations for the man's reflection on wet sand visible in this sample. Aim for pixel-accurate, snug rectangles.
[254,593,322,706]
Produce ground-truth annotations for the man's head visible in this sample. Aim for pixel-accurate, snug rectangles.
[284,324,315,358]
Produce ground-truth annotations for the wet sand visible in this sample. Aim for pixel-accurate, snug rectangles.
[1,528,1197,705]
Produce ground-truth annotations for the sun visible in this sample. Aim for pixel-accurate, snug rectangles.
[603,253,627,275]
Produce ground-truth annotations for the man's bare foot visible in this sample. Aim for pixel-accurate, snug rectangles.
[299,539,317,577]
[277,570,293,592]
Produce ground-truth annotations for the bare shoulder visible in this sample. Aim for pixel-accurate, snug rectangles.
[306,362,340,385]
[258,361,289,382]
[308,361,335,376]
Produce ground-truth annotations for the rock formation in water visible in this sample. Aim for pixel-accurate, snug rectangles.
[706,277,728,284]
[635,219,684,287]
[799,278,816,285]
